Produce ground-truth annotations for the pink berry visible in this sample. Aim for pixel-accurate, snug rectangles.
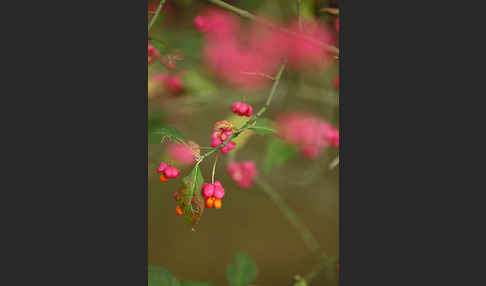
[221,140,235,154]
[245,105,253,117]
[214,187,225,199]
[163,166,180,178]
[213,181,225,199]
[238,104,248,115]
[231,102,242,113]
[173,192,179,201]
[157,162,168,173]
[202,183,214,198]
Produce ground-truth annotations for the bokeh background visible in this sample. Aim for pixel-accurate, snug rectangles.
[148,0,339,285]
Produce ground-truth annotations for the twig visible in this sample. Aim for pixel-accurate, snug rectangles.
[207,0,339,55]
[321,8,339,16]
[256,178,320,253]
[303,252,332,283]
[240,71,275,81]
[211,153,219,184]
[329,156,339,170]
[148,0,166,31]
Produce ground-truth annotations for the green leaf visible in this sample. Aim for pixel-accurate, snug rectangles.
[226,252,258,286]
[180,165,205,227]
[153,125,186,144]
[148,265,181,286]
[248,118,276,136]
[263,138,298,173]
[180,282,215,286]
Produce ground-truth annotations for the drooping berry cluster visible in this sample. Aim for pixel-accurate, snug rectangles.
[211,121,236,155]
[201,181,225,209]
[157,162,181,182]
[231,102,253,117]
[227,161,258,189]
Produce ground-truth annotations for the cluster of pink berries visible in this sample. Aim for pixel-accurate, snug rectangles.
[276,112,339,159]
[157,162,181,182]
[227,161,258,189]
[210,121,236,155]
[231,102,253,117]
[148,44,160,65]
[201,181,225,209]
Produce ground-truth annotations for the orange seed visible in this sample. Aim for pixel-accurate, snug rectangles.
[214,198,222,209]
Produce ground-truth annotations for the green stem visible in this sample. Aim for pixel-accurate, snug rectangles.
[207,0,339,55]
[211,153,219,184]
[303,252,333,283]
[148,0,166,31]
[255,178,320,253]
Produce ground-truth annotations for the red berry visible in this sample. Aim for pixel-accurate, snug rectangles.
[157,162,168,173]
[202,183,215,198]
[164,166,181,178]
[213,198,222,209]
[159,173,168,183]
[205,197,215,208]
[176,205,183,215]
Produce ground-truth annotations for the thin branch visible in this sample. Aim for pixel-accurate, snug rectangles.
[207,0,339,55]
[303,252,333,283]
[321,8,339,15]
[211,153,219,184]
[256,178,320,253]
[148,0,166,31]
[329,156,339,170]
[240,71,275,81]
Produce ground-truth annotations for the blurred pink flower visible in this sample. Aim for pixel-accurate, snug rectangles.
[148,44,159,65]
[284,21,335,70]
[227,161,258,189]
[276,112,339,159]
[153,73,184,94]
[167,143,195,166]
[193,8,240,40]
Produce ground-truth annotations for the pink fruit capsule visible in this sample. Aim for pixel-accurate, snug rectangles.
[157,162,168,173]
[202,183,215,198]
[214,187,225,199]
[164,166,181,178]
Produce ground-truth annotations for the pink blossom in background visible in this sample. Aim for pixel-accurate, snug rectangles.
[167,143,196,166]
[194,9,337,89]
[153,73,184,94]
[284,21,335,70]
[276,112,339,159]
[193,8,240,40]
[148,44,160,65]
[227,161,258,189]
